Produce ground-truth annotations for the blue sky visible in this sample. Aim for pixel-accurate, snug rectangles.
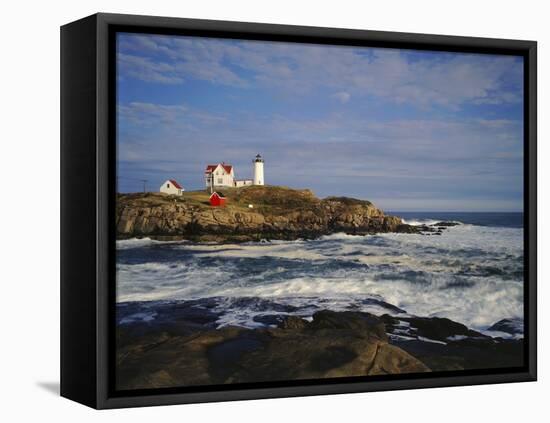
[116,33,524,211]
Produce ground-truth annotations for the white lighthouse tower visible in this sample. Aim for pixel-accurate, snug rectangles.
[253,154,264,185]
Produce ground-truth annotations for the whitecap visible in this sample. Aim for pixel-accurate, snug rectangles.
[116,223,524,332]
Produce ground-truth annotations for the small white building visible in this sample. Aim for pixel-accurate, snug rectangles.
[160,179,184,196]
[235,179,253,188]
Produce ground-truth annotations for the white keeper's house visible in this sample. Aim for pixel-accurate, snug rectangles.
[205,154,264,189]
[159,179,184,196]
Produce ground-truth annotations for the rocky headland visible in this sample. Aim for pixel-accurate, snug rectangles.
[116,186,439,242]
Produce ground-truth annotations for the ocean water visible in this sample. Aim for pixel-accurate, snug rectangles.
[393,211,523,229]
[116,212,524,335]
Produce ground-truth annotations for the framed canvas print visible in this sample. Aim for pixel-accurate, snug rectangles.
[60,13,537,409]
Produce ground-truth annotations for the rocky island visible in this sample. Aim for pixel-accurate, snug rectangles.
[117,185,420,242]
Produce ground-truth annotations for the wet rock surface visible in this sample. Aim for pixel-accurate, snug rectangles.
[380,314,524,372]
[487,318,524,335]
[381,314,486,342]
[116,309,429,390]
[116,306,523,390]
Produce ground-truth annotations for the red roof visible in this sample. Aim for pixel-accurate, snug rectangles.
[209,191,226,199]
[169,179,183,189]
[205,163,233,174]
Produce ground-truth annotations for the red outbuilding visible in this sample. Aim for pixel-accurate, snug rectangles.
[209,191,226,207]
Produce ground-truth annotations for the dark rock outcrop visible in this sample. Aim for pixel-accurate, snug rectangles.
[434,221,461,227]
[391,337,524,372]
[277,315,309,330]
[487,318,524,335]
[380,314,524,372]
[116,310,429,390]
[381,314,485,342]
[116,303,525,389]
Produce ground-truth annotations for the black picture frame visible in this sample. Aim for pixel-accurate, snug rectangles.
[61,12,537,409]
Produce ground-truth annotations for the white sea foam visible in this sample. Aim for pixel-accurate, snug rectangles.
[417,336,448,345]
[116,224,524,331]
[401,218,443,226]
[116,237,184,250]
[479,329,523,340]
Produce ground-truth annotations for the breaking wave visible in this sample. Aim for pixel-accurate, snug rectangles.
[116,217,524,333]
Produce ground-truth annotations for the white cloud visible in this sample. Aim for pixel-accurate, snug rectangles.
[118,53,183,84]
[116,98,523,211]
[118,36,247,87]
[117,100,523,179]
[332,91,351,103]
[117,34,523,109]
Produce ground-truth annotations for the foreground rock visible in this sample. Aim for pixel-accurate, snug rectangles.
[116,310,429,390]
[116,304,525,389]
[381,314,524,371]
[116,186,418,242]
[487,318,524,335]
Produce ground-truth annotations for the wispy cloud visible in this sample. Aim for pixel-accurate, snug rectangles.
[117,34,523,109]
[118,53,183,84]
[117,100,523,210]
